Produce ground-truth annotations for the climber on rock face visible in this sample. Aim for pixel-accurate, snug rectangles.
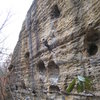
[42,39,52,52]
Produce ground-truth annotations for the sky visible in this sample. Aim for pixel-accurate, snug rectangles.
[0,0,33,54]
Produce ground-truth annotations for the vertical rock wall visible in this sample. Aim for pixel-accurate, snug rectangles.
[9,0,100,100]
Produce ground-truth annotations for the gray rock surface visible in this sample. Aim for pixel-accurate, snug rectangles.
[8,0,100,99]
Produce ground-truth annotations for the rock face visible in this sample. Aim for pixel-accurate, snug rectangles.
[9,0,100,99]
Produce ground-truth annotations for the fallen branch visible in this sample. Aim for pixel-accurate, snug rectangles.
[43,91,100,97]
[61,91,100,97]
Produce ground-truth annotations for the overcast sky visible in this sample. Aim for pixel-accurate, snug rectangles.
[0,0,33,54]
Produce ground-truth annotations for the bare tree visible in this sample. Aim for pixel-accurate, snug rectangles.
[0,11,14,100]
[0,11,12,52]
[0,10,12,70]
[0,53,14,100]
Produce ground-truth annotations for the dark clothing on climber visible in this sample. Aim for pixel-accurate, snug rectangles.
[43,39,52,52]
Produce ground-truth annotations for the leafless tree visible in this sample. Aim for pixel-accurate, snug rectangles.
[0,11,14,100]
[0,53,14,100]
[0,10,12,71]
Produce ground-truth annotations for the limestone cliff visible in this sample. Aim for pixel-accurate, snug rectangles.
[8,0,100,100]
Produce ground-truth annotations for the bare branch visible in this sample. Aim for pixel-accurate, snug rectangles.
[0,11,11,31]
[0,36,8,44]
